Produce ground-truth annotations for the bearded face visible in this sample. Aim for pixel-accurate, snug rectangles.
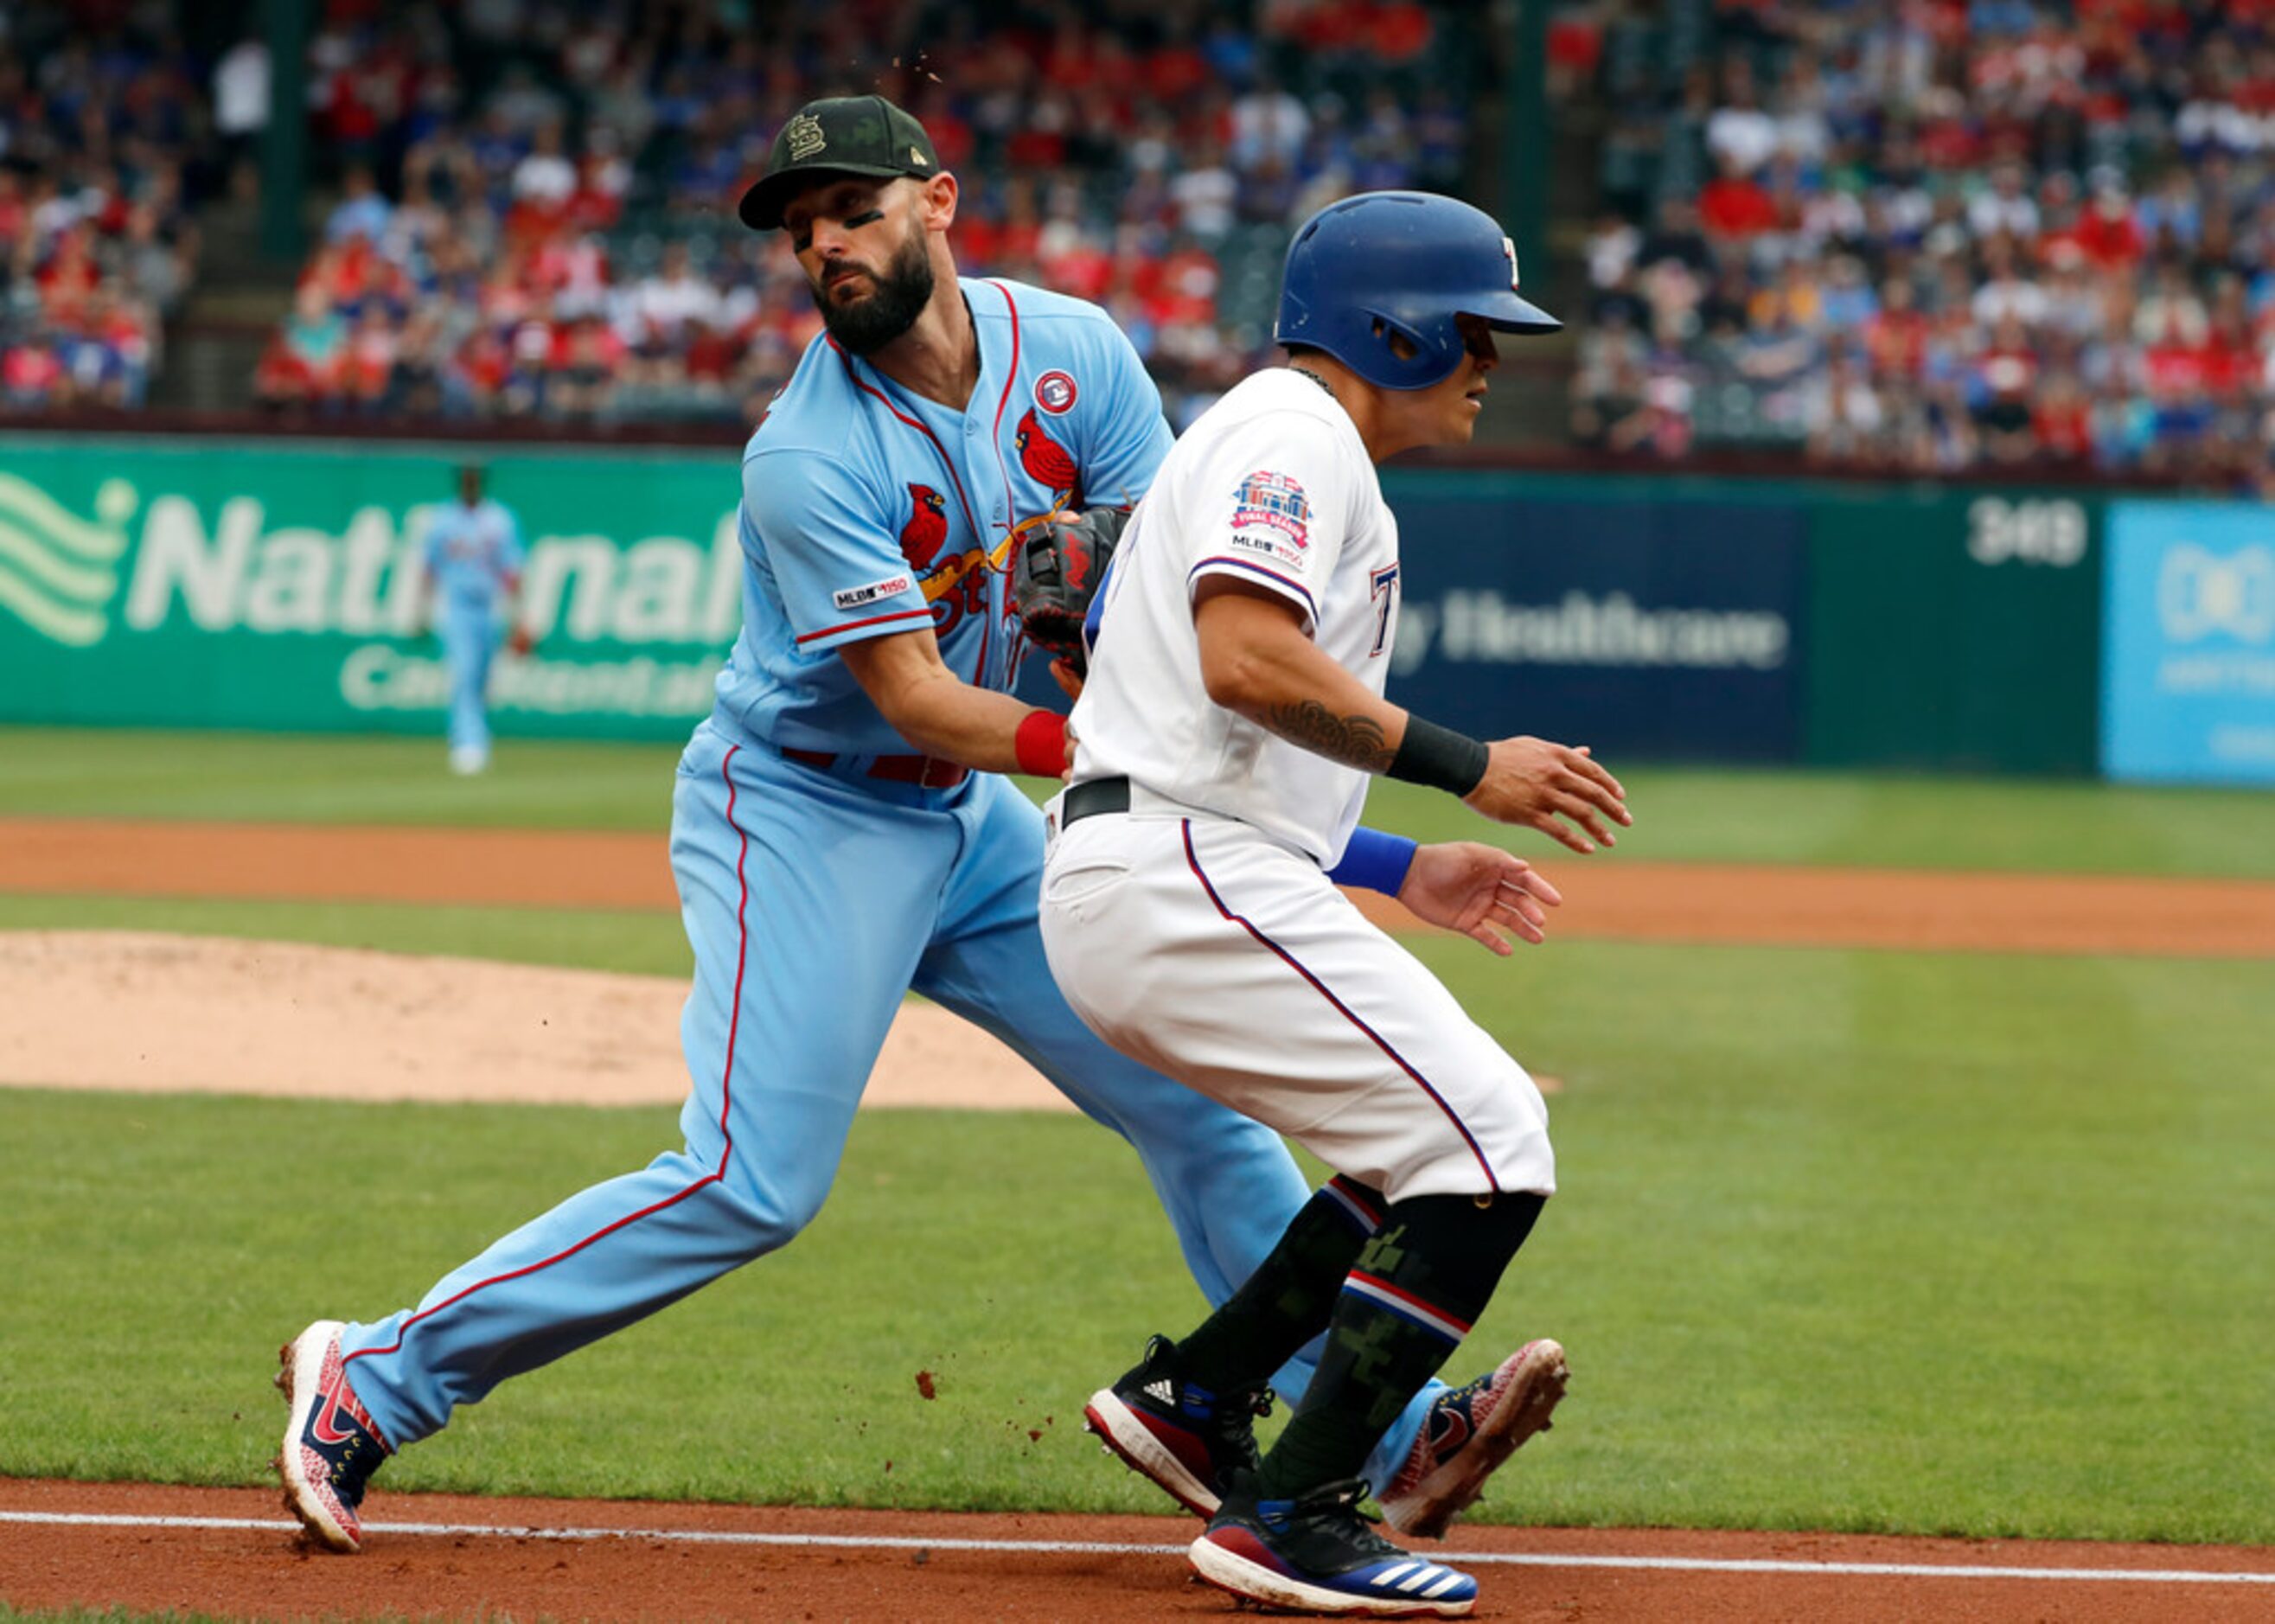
[810,212,935,356]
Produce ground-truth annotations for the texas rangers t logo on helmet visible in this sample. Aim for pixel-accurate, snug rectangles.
[1503,236,1522,290]
[1035,370,1078,414]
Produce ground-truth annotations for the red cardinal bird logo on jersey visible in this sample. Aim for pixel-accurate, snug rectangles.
[899,484,949,568]
[1015,408,1083,509]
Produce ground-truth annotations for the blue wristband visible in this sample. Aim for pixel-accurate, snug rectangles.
[1327,826,1418,895]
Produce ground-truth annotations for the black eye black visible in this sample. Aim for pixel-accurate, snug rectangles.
[845,208,884,228]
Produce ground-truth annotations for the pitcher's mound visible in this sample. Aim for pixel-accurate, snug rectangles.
[0,930,1070,1110]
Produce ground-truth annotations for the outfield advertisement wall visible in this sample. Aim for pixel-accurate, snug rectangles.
[1380,477,1808,762]
[0,440,740,740]
[1377,472,2104,773]
[0,436,2217,779]
[1804,489,2102,775]
[2102,500,2275,784]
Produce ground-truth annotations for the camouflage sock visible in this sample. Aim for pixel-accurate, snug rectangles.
[1174,1176,1384,1394]
[1258,1190,1545,1499]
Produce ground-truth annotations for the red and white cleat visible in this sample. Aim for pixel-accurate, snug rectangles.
[273,1319,391,1554]
[1377,1337,1568,1539]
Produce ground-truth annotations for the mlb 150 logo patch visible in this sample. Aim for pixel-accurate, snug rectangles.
[834,572,915,611]
[1033,370,1077,413]
[1231,471,1311,547]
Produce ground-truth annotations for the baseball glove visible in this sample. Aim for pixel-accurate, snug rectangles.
[1012,505,1128,675]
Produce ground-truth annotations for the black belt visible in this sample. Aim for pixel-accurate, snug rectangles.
[1061,776,1131,826]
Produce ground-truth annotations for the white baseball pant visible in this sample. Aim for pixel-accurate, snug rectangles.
[1039,802,1555,1205]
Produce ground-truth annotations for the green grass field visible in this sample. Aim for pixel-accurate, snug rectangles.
[10,723,2275,877]
[3,726,2272,1545]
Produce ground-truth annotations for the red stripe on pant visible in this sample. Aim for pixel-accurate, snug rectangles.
[347,744,753,1368]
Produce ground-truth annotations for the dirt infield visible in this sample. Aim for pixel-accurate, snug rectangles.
[0,929,1079,1109]
[5,1480,2272,1622]
[9,815,2275,957]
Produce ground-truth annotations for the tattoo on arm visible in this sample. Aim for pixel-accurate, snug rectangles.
[1265,700,1394,771]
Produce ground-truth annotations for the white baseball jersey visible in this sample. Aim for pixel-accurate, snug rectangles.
[1040,366,1552,1205]
[1069,368,1400,866]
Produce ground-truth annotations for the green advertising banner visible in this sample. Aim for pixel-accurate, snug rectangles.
[0,437,744,740]
[1804,487,2103,776]
[0,438,2113,775]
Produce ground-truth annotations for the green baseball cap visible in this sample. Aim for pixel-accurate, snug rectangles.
[737,95,942,232]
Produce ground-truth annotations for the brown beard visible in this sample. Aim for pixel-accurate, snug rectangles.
[812,223,935,355]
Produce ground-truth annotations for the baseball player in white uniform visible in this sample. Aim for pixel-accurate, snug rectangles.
[1039,192,1631,1618]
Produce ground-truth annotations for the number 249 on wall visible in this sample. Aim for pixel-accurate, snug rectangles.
[1967,498,2087,567]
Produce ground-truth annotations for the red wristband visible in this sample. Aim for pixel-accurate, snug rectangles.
[1014,710,1069,777]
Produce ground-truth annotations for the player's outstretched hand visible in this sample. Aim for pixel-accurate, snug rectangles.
[1049,657,1084,702]
[1397,841,1561,956]
[1462,737,1631,854]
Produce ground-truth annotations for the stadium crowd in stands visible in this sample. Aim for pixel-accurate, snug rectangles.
[23,0,2268,491]
[0,10,203,411]
[1563,0,2275,483]
[252,1,1464,431]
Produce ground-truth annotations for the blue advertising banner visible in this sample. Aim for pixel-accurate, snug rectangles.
[1378,480,1809,763]
[2103,501,2275,784]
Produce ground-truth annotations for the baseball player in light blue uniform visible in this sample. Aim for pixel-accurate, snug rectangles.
[421,464,524,774]
[273,97,1454,1557]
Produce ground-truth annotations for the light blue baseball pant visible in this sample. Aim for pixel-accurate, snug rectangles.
[337,720,1435,1491]
[440,596,500,756]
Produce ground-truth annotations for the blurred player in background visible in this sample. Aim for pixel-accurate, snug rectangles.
[1044,192,1624,1616]
[420,463,527,775]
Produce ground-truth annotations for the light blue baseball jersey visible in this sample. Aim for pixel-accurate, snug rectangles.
[713,277,1173,754]
[423,498,524,606]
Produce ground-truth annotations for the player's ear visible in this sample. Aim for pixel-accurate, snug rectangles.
[918,170,958,233]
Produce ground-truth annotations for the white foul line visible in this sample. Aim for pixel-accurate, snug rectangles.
[3,1511,2272,1586]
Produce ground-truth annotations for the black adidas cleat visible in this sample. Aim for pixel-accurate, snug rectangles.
[1081,1334,1272,1518]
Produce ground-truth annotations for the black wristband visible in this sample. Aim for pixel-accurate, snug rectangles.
[1388,716,1490,796]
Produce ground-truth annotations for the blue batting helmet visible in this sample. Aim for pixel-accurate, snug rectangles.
[1274,191,1560,391]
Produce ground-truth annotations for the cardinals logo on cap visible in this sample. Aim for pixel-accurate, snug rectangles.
[1016,408,1083,509]
[899,484,949,568]
[785,113,826,161]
